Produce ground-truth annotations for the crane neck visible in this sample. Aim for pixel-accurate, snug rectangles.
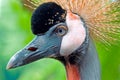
[79,38,100,80]
[65,38,100,80]
[63,15,100,80]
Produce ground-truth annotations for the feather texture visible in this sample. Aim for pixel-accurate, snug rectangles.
[23,0,120,47]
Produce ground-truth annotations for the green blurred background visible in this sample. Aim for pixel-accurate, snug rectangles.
[0,0,120,80]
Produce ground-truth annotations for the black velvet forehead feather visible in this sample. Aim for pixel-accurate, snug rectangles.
[31,2,66,35]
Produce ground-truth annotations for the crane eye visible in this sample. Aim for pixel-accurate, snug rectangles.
[55,26,68,36]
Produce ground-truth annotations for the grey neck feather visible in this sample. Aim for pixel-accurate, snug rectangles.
[77,18,100,80]
[67,18,100,80]
[80,38,100,80]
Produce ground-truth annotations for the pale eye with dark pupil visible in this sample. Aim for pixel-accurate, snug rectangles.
[58,28,64,34]
[55,26,67,36]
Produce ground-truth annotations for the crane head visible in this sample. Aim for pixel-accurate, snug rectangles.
[7,2,88,70]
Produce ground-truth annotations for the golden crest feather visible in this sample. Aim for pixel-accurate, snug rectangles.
[22,0,120,47]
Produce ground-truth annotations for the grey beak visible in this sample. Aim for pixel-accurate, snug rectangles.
[7,33,62,69]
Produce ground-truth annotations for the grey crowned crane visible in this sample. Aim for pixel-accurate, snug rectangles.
[7,0,120,80]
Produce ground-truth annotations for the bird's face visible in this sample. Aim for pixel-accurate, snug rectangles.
[7,2,87,69]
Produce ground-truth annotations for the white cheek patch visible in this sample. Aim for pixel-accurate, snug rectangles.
[60,12,86,56]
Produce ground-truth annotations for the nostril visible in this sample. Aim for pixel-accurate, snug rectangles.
[28,47,38,51]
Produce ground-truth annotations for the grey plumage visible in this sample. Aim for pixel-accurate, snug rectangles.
[80,38,100,80]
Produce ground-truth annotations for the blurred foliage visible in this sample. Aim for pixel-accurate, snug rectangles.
[0,0,120,80]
